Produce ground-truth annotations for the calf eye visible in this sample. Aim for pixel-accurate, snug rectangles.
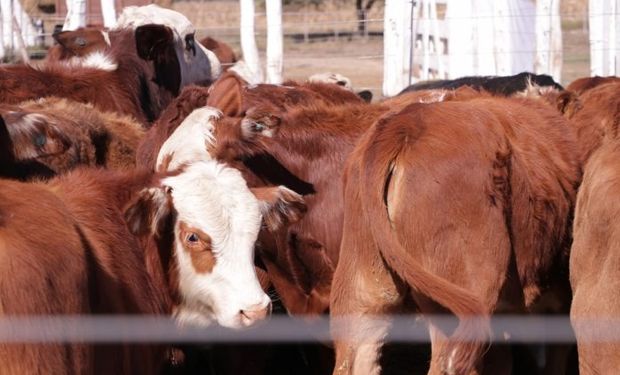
[251,122,265,132]
[187,233,199,243]
[184,34,196,56]
[33,134,46,148]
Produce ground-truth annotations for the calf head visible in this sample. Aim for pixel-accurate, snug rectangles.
[0,110,72,163]
[117,4,221,94]
[124,160,306,328]
[49,27,111,60]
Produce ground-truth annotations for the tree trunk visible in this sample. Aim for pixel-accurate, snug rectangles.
[356,0,376,36]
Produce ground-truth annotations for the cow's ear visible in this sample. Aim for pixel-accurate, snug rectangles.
[251,186,307,231]
[124,186,174,236]
[206,72,246,117]
[53,29,84,54]
[135,24,174,61]
[135,24,181,97]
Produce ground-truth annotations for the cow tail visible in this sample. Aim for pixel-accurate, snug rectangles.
[358,122,490,374]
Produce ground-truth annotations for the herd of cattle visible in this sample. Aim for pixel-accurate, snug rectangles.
[0,4,619,375]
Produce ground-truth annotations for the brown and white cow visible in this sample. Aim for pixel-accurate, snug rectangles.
[0,158,305,373]
[0,97,144,180]
[115,4,221,89]
[2,7,220,125]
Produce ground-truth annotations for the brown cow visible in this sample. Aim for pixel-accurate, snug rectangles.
[0,27,177,125]
[212,93,580,373]
[566,75,620,95]
[0,160,305,374]
[569,81,620,374]
[208,75,366,118]
[0,97,144,180]
[332,97,580,374]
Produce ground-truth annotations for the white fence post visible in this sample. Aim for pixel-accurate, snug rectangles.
[589,0,606,76]
[265,0,283,84]
[383,0,412,96]
[240,0,263,83]
[0,16,4,61]
[535,0,562,82]
[446,0,474,78]
[1,0,14,55]
[493,0,511,75]
[63,0,87,31]
[101,0,117,29]
[473,0,496,75]
[616,0,620,74]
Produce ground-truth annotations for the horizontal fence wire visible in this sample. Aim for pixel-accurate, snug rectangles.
[0,315,616,344]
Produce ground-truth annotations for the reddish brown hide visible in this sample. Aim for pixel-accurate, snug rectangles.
[0,97,144,180]
[0,27,179,125]
[0,167,177,374]
[332,97,580,374]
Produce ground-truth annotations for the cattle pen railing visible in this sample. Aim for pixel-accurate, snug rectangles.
[0,314,616,344]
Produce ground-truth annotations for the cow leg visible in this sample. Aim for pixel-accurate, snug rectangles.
[331,246,406,375]
[571,284,620,375]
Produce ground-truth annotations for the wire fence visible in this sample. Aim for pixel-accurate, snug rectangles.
[0,314,618,344]
[0,4,606,98]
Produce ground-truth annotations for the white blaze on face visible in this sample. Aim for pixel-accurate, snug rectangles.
[156,107,221,171]
[115,4,222,86]
[163,160,271,329]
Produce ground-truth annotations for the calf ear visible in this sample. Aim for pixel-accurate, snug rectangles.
[135,24,174,61]
[357,90,373,103]
[207,73,245,117]
[135,24,181,96]
[124,186,174,236]
[53,29,85,54]
[251,186,307,231]
[1,111,70,160]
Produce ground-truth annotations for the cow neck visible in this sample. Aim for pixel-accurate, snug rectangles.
[265,103,389,181]
[50,167,157,213]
